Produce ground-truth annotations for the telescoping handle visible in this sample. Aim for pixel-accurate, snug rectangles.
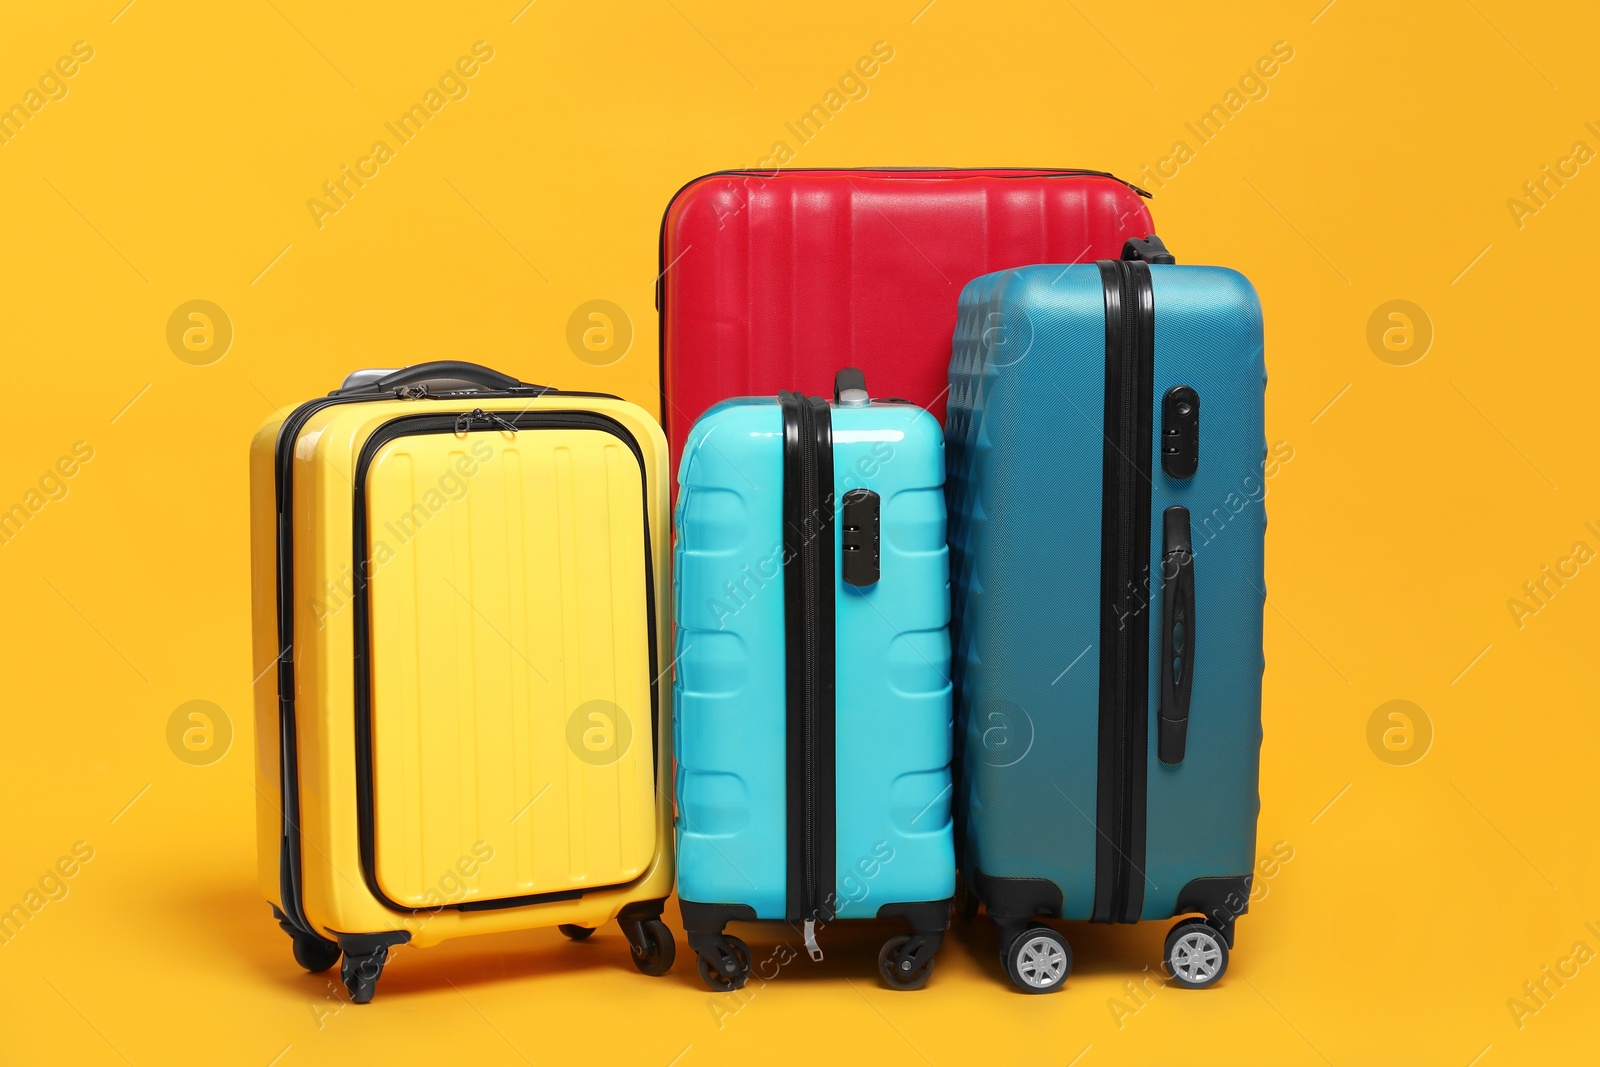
[332,360,550,397]
[834,367,869,406]
[1157,505,1195,765]
[1122,235,1176,265]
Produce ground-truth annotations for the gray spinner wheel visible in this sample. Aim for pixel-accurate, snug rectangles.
[1003,926,1071,994]
[1164,919,1229,989]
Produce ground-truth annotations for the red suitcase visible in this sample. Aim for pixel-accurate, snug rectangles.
[657,168,1155,471]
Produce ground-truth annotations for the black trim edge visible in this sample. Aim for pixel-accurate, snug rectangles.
[349,409,662,916]
[1090,258,1154,926]
[457,889,583,912]
[1090,262,1123,926]
[779,392,837,924]
[1174,874,1253,948]
[617,897,669,923]
[1088,259,1152,927]
[678,900,759,934]
[875,899,953,936]
[272,393,375,938]
[273,903,337,948]
[679,900,759,959]
[330,928,411,951]
[970,868,1064,922]
[1123,262,1155,925]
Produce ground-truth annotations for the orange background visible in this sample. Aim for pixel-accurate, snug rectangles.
[1,2,1597,1064]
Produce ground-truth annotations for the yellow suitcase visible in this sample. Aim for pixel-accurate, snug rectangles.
[249,362,675,1002]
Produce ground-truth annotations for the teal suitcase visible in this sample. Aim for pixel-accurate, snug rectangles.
[948,237,1267,993]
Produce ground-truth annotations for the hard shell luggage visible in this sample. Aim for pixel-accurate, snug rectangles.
[673,369,955,990]
[658,168,1157,482]
[946,238,1266,993]
[250,361,676,1002]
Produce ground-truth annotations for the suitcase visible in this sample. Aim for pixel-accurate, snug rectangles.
[673,369,955,990]
[250,361,676,1002]
[658,168,1157,485]
[946,237,1265,993]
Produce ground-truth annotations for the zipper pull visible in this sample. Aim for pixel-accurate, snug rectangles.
[397,384,427,400]
[803,919,823,962]
[481,409,518,433]
[454,408,518,435]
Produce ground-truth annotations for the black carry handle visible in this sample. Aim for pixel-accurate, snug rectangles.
[834,367,868,404]
[1122,235,1176,265]
[333,361,549,397]
[1158,505,1195,765]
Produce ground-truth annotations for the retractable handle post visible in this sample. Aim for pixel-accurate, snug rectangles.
[834,367,869,406]
[1121,235,1176,265]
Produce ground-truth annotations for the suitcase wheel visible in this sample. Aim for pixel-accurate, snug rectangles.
[558,924,596,942]
[623,917,677,977]
[1003,926,1072,994]
[291,933,341,974]
[693,935,752,992]
[340,949,387,1005]
[1163,919,1229,989]
[878,934,937,991]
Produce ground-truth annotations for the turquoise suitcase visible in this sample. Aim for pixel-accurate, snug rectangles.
[948,237,1267,993]
[674,370,955,990]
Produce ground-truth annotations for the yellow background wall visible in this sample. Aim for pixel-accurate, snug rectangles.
[1,1,1596,1063]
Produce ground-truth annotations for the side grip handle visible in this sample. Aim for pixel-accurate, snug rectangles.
[1121,235,1176,265]
[840,489,880,587]
[1158,505,1194,765]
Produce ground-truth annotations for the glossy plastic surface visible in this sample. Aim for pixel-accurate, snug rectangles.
[364,427,657,907]
[948,264,1265,921]
[250,393,674,947]
[674,396,955,918]
[660,169,1156,480]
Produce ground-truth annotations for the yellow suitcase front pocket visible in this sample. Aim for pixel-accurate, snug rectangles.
[359,417,658,911]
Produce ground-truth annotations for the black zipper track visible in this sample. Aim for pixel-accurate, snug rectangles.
[268,384,622,936]
[348,409,661,914]
[780,392,836,923]
[271,392,380,938]
[1092,259,1154,925]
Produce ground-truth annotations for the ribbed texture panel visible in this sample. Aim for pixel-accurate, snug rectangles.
[662,170,1155,483]
[364,430,655,908]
